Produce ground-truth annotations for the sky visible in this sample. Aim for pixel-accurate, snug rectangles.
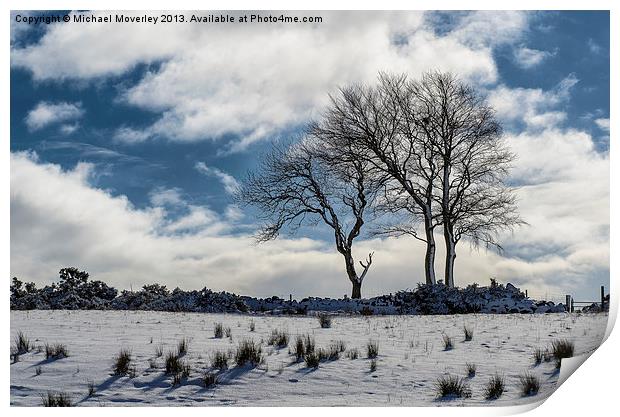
[10,10,610,301]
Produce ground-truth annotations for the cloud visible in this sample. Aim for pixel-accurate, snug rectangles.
[195,162,239,195]
[487,74,578,130]
[10,137,608,300]
[513,46,555,69]
[12,11,530,151]
[25,101,84,131]
[595,118,610,131]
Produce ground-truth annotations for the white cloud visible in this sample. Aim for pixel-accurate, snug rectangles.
[11,11,528,151]
[10,141,609,300]
[487,74,578,130]
[595,118,610,131]
[195,162,239,195]
[149,187,184,207]
[25,101,84,131]
[513,46,554,69]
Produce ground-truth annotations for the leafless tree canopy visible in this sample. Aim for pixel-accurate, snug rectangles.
[235,138,380,298]
[238,70,522,293]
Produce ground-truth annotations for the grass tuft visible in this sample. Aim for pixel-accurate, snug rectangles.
[14,331,31,354]
[41,391,72,407]
[346,348,359,359]
[234,339,263,367]
[214,323,224,338]
[87,380,96,397]
[112,349,132,376]
[533,347,544,365]
[484,374,505,400]
[304,351,320,368]
[202,372,218,388]
[45,343,69,360]
[249,320,255,332]
[165,351,182,374]
[442,334,453,351]
[370,358,377,372]
[317,313,332,328]
[435,375,472,399]
[211,350,229,370]
[177,338,189,356]
[463,326,474,341]
[465,362,476,377]
[551,339,574,369]
[367,340,379,359]
[519,373,540,396]
[267,329,289,348]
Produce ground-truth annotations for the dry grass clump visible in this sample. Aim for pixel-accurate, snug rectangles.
[177,338,189,356]
[112,349,132,376]
[551,339,574,369]
[318,313,332,328]
[519,373,540,396]
[211,350,229,370]
[442,334,453,351]
[435,375,472,399]
[214,323,224,338]
[45,343,69,360]
[484,374,505,400]
[41,391,72,407]
[465,362,476,377]
[367,340,379,358]
[463,326,474,341]
[267,329,289,348]
[235,339,263,367]
[14,331,31,354]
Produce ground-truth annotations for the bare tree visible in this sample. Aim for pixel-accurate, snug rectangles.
[408,72,523,287]
[309,74,441,285]
[235,139,379,299]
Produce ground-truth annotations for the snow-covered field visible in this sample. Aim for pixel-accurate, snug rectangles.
[10,310,607,407]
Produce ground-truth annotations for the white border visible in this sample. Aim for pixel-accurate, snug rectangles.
[2,1,616,416]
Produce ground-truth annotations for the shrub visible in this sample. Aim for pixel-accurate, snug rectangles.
[268,329,289,348]
[45,343,68,360]
[14,331,31,354]
[463,326,474,341]
[551,339,574,368]
[235,339,263,367]
[367,340,379,359]
[346,348,359,360]
[533,347,544,365]
[370,359,377,372]
[318,313,332,328]
[304,351,320,368]
[112,349,132,376]
[202,372,218,388]
[519,373,540,396]
[41,391,72,407]
[165,351,182,374]
[484,374,505,400]
[211,350,229,370]
[435,375,472,399]
[214,323,224,338]
[442,334,453,351]
[465,362,476,377]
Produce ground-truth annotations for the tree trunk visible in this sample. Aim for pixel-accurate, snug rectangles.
[343,251,363,299]
[351,281,362,299]
[423,215,437,286]
[443,223,456,288]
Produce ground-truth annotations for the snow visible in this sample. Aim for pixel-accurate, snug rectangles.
[10,310,607,406]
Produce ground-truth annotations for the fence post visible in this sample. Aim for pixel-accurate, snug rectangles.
[566,295,571,312]
[571,298,574,313]
[525,289,528,298]
[601,285,605,310]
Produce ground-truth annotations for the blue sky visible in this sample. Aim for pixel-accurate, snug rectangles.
[10,11,609,300]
